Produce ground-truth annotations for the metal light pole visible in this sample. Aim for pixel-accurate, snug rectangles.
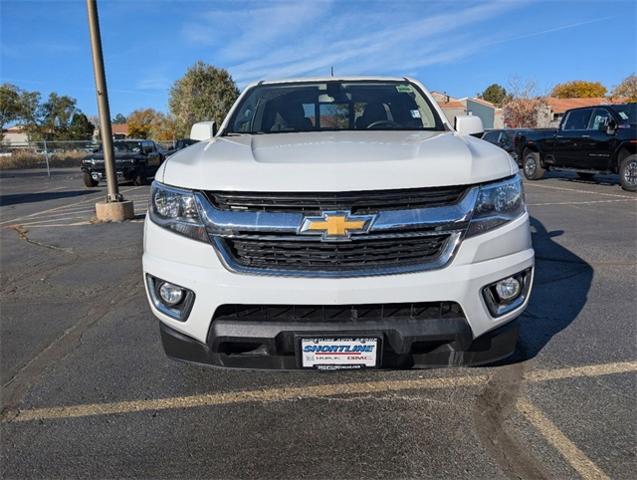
[86,0,121,202]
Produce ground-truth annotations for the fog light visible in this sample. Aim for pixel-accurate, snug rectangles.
[494,277,521,301]
[159,282,184,306]
[482,268,532,317]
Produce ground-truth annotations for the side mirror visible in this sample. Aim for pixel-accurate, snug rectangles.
[606,119,617,135]
[454,115,484,136]
[190,121,217,141]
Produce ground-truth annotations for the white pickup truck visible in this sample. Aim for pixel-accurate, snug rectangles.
[143,77,534,370]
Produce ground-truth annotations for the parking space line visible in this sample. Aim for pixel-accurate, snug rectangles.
[525,182,635,199]
[517,398,610,480]
[528,198,637,206]
[4,360,635,423]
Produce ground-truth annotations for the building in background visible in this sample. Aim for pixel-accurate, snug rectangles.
[92,123,129,140]
[1,126,28,146]
[431,92,503,129]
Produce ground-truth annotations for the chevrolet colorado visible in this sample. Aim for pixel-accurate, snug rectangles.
[517,103,637,191]
[143,77,534,369]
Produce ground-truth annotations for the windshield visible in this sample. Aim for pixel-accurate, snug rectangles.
[225,81,445,134]
[97,141,142,153]
[611,104,637,125]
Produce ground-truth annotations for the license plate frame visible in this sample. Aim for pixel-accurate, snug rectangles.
[298,336,381,370]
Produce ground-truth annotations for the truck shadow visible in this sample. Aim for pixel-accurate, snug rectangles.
[500,216,593,364]
[542,170,619,188]
[0,189,99,207]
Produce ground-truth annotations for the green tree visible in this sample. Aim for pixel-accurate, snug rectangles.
[169,61,239,137]
[0,84,22,138]
[37,93,79,140]
[611,74,637,102]
[0,84,41,140]
[112,113,127,124]
[550,80,607,98]
[69,113,95,140]
[479,83,509,107]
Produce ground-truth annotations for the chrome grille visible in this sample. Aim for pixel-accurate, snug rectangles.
[206,186,469,214]
[194,185,478,278]
[221,234,449,271]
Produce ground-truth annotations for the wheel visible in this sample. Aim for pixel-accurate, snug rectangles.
[83,172,98,187]
[619,154,637,192]
[522,150,545,180]
[133,167,148,186]
[577,172,595,181]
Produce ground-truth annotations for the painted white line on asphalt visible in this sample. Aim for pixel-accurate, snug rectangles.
[525,182,635,199]
[0,186,146,225]
[517,398,610,480]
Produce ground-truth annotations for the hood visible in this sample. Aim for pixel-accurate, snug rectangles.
[160,131,516,192]
[84,152,142,161]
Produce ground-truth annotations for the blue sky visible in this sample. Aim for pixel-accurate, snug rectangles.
[1,0,635,117]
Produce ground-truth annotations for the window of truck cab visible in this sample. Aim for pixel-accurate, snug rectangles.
[225,81,445,134]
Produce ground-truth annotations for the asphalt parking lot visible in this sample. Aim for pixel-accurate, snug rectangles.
[1,167,635,479]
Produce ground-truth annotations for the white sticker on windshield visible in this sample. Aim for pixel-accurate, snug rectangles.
[410,109,421,118]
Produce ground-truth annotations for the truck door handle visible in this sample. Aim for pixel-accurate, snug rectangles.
[581,135,591,138]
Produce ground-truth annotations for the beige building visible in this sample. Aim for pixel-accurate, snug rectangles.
[1,126,28,145]
[431,92,504,129]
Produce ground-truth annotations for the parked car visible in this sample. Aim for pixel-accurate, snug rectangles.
[81,139,164,187]
[481,129,519,163]
[516,103,637,191]
[163,138,198,157]
[143,77,533,370]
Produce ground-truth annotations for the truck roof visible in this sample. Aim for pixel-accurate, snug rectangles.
[248,76,410,88]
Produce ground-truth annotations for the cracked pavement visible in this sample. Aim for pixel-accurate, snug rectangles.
[1,168,635,479]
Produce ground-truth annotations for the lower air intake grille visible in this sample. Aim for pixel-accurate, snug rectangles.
[213,302,464,323]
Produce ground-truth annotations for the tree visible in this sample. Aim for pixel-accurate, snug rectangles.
[0,84,40,140]
[127,108,163,139]
[550,80,607,98]
[150,114,178,141]
[479,83,509,107]
[112,113,127,124]
[503,78,547,128]
[69,113,95,140]
[0,84,22,138]
[36,92,79,140]
[169,61,239,137]
[611,74,637,102]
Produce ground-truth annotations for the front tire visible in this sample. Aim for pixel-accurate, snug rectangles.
[83,172,98,187]
[619,154,637,192]
[133,166,148,186]
[522,151,545,180]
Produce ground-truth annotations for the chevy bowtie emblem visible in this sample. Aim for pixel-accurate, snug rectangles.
[299,211,375,240]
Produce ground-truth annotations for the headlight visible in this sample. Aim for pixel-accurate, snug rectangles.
[149,181,208,242]
[466,174,525,237]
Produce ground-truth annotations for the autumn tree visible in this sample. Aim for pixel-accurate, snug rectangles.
[550,80,607,98]
[611,74,637,102]
[150,115,178,141]
[479,83,509,107]
[127,108,163,139]
[169,61,239,137]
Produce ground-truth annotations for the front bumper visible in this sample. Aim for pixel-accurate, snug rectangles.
[81,164,138,181]
[143,212,534,369]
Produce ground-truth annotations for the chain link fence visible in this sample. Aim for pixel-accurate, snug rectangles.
[0,139,177,175]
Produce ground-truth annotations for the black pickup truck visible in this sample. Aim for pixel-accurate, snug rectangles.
[81,139,164,187]
[516,103,637,191]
